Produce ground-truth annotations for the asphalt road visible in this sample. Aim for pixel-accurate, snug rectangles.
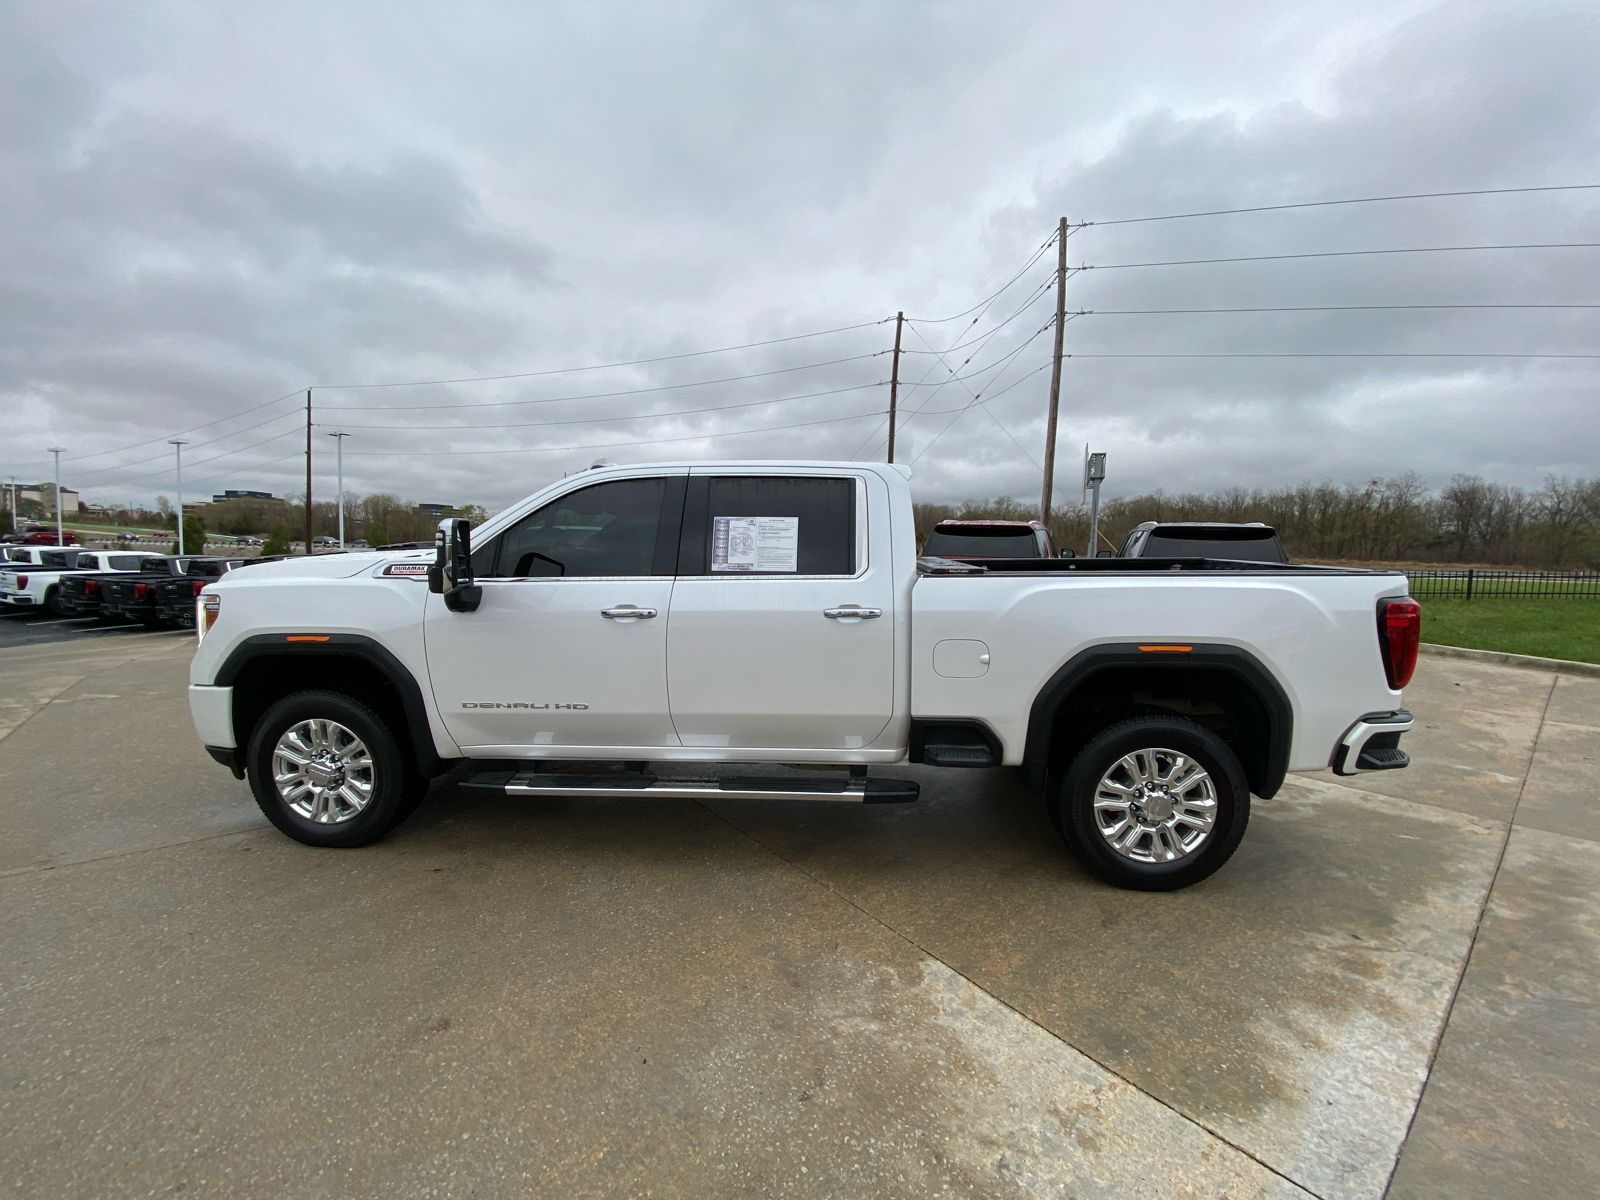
[0,608,170,648]
[1,638,1594,1199]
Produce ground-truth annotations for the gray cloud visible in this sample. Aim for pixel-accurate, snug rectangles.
[1,0,1596,513]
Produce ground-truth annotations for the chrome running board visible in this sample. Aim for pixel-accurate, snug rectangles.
[461,771,919,804]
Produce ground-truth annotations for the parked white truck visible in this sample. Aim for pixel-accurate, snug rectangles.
[188,461,1420,889]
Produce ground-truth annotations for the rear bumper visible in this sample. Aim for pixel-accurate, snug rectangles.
[189,684,234,749]
[1332,710,1414,775]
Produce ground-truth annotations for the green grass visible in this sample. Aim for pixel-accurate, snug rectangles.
[1420,598,1600,664]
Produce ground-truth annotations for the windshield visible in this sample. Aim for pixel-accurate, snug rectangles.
[923,527,1041,559]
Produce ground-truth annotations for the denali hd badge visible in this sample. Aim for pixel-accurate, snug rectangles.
[462,702,589,710]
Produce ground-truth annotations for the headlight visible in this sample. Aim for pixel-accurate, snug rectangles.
[197,593,221,642]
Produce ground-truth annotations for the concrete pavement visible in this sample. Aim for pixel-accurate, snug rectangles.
[0,636,1593,1198]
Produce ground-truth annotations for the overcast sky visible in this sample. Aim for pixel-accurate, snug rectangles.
[2,0,1596,514]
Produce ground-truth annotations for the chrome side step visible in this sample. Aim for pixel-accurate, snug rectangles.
[460,771,919,804]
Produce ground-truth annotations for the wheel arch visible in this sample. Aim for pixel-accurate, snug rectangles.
[1020,643,1291,800]
[214,634,448,778]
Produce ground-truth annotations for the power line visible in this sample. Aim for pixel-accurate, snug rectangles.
[1067,352,1600,359]
[318,353,885,412]
[314,320,891,389]
[1075,183,1600,228]
[81,428,307,488]
[1084,304,1600,314]
[904,233,1060,324]
[11,322,893,472]
[1082,243,1600,271]
[343,408,886,458]
[60,390,307,465]
[66,409,306,481]
[323,381,883,432]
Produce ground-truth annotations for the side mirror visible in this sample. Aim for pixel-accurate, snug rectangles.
[1095,549,1115,558]
[429,518,482,612]
[1058,548,1076,559]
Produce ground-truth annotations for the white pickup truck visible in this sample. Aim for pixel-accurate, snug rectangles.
[188,461,1420,890]
[0,549,148,614]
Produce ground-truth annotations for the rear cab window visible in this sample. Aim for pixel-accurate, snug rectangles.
[923,526,1040,559]
[1143,527,1288,563]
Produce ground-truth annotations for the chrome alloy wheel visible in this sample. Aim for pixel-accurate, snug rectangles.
[1092,747,1218,863]
[271,719,376,824]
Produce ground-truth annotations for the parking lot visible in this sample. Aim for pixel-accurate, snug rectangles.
[1,633,1594,1199]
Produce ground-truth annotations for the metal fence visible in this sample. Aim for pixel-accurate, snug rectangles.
[1405,569,1600,599]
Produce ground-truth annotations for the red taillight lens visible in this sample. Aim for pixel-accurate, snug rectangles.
[1378,597,1421,689]
[133,583,147,601]
[192,579,205,597]
[15,575,26,589]
[86,580,99,595]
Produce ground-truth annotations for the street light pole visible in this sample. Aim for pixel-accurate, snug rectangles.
[168,439,188,554]
[47,448,66,547]
[326,430,350,549]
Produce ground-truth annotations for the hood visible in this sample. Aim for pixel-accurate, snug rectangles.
[219,550,429,584]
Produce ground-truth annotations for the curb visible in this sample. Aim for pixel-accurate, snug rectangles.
[1421,642,1600,678]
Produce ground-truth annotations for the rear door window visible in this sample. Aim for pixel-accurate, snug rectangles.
[678,476,856,576]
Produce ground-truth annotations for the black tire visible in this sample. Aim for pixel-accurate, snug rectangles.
[246,690,420,848]
[42,586,62,617]
[1050,715,1250,891]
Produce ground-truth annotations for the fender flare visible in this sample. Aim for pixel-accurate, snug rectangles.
[213,633,450,778]
[1020,642,1292,798]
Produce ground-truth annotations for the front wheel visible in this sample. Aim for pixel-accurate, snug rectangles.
[1050,715,1250,891]
[246,691,419,848]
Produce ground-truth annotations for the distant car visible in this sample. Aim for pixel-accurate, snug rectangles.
[921,519,1061,561]
[1119,522,1289,563]
[152,559,247,627]
[350,539,369,549]
[234,536,263,547]
[0,550,148,615]
[6,526,79,546]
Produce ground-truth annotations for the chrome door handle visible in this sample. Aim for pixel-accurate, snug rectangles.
[824,607,882,619]
[601,607,658,619]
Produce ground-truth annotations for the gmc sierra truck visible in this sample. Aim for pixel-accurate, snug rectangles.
[188,461,1419,890]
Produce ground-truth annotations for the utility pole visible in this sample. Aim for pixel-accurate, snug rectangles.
[7,477,15,532]
[1039,216,1069,526]
[885,312,904,463]
[167,439,187,554]
[304,389,313,554]
[47,448,66,547]
[327,430,350,549]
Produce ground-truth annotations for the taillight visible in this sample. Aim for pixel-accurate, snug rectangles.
[197,593,221,642]
[133,583,147,601]
[86,580,99,595]
[192,579,206,597]
[15,575,26,589]
[1378,597,1421,689]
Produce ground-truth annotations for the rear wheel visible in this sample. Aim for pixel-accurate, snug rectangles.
[246,690,420,848]
[42,586,62,616]
[1050,715,1250,891]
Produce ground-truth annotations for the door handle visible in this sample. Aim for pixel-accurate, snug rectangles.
[601,607,658,619]
[823,607,882,619]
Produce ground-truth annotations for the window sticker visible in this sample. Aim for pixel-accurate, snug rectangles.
[711,516,800,572]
